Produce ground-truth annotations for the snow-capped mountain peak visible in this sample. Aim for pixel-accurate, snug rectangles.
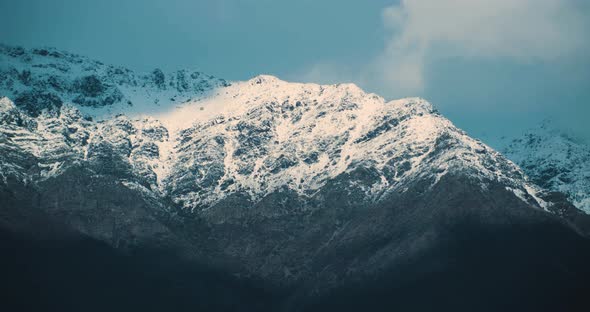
[0,45,555,215]
[3,45,590,311]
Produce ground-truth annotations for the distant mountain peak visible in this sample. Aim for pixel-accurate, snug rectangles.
[501,121,590,213]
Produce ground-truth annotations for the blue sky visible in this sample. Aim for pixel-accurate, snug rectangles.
[1,0,588,146]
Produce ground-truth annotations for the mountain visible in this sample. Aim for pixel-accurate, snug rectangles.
[500,121,590,214]
[1,45,590,312]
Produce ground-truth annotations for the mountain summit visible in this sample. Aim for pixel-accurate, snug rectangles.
[1,45,589,312]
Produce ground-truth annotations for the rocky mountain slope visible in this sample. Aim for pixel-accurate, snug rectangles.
[500,121,590,214]
[2,45,590,311]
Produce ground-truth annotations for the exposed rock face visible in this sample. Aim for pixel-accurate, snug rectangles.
[1,45,590,311]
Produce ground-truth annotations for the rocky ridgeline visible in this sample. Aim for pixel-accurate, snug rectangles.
[0,44,229,114]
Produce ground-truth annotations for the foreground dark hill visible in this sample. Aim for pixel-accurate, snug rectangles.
[3,179,589,312]
[3,165,590,312]
[1,45,590,311]
[0,230,284,312]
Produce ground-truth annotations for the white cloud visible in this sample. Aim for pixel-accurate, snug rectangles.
[367,0,588,96]
[296,62,354,85]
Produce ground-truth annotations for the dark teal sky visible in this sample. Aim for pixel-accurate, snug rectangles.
[1,0,588,146]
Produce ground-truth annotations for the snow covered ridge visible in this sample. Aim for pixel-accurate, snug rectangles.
[500,121,590,213]
[0,45,554,213]
[0,44,229,116]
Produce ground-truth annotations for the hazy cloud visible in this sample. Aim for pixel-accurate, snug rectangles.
[368,0,589,96]
[295,62,356,86]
